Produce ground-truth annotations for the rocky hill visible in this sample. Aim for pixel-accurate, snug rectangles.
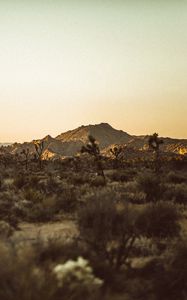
[7,123,187,159]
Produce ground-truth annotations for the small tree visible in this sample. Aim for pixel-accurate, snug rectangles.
[81,135,105,182]
[148,133,164,173]
[34,141,44,170]
[110,146,122,168]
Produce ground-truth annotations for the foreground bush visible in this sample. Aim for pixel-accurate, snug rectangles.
[78,190,145,270]
[0,240,103,300]
[153,239,187,300]
[78,190,182,270]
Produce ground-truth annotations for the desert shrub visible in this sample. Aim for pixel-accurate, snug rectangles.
[164,183,187,205]
[28,174,40,188]
[137,201,181,240]
[13,173,27,189]
[107,170,136,183]
[56,187,78,213]
[0,192,19,227]
[136,171,164,202]
[23,188,44,203]
[0,239,102,300]
[124,192,146,204]
[124,278,153,300]
[152,239,187,300]
[69,173,90,185]
[108,170,128,182]
[38,176,62,195]
[25,196,57,222]
[166,171,186,184]
[0,221,14,239]
[90,176,106,187]
[78,190,142,270]
[46,176,61,193]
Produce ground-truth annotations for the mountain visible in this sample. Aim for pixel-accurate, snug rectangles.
[7,123,187,159]
[56,123,130,149]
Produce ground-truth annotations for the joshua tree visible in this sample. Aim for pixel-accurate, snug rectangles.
[33,141,44,170]
[20,148,30,170]
[148,133,164,173]
[110,146,123,168]
[81,135,105,181]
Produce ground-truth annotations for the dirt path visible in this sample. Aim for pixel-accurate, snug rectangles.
[12,220,78,244]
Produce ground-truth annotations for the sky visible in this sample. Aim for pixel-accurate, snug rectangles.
[0,0,187,142]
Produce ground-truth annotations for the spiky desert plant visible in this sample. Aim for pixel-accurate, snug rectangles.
[148,133,163,151]
[34,141,44,170]
[81,135,105,182]
[110,146,123,168]
[148,133,164,173]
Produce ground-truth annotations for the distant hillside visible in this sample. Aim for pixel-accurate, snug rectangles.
[7,123,187,158]
[0,143,12,147]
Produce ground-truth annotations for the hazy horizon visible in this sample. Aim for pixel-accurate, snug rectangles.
[0,0,187,142]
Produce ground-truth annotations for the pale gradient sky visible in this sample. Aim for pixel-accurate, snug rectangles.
[0,0,187,142]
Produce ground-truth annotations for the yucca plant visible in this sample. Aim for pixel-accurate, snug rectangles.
[148,133,164,173]
[110,146,123,168]
[33,141,44,170]
[81,135,105,182]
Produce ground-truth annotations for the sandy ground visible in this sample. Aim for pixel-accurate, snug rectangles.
[12,220,78,244]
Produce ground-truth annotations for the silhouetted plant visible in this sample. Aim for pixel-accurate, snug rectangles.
[34,141,44,170]
[81,135,105,182]
[148,133,164,173]
[110,146,123,168]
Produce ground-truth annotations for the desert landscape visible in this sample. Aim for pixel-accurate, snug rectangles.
[0,123,187,299]
[0,0,187,299]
